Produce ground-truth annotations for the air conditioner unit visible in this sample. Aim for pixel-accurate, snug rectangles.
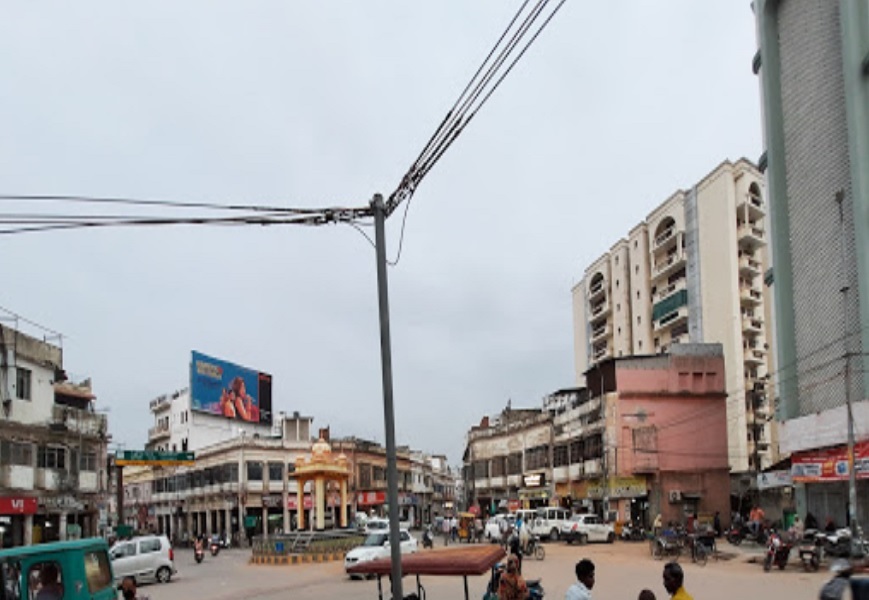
[668,490,682,503]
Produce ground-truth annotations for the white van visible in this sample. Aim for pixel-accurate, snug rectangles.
[530,507,572,540]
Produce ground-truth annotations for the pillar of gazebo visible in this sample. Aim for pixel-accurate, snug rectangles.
[340,479,348,528]
[315,477,326,530]
[297,480,306,531]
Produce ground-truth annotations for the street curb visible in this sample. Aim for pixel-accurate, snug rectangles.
[249,552,344,565]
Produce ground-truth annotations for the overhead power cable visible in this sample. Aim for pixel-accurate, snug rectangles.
[385,0,568,217]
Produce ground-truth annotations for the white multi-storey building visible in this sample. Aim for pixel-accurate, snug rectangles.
[571,159,776,474]
[0,324,109,547]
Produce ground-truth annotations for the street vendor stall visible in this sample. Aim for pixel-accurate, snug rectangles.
[346,544,506,599]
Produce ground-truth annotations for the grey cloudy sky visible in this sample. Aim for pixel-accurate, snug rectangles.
[0,2,762,466]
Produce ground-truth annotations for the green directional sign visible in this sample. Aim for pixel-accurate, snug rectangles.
[115,450,195,466]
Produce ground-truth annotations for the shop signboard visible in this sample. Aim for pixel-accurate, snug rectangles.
[587,476,647,499]
[0,497,37,515]
[286,495,314,510]
[116,450,195,467]
[356,491,386,506]
[757,470,793,490]
[791,440,869,482]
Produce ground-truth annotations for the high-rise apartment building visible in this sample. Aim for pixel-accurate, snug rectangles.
[754,0,869,528]
[571,159,775,474]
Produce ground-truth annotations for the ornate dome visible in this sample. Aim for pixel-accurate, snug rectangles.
[311,437,332,461]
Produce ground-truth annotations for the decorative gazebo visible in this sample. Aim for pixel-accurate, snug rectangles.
[291,437,351,530]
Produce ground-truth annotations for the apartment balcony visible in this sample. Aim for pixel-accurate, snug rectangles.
[744,346,766,366]
[51,405,107,438]
[738,222,766,248]
[738,190,766,218]
[552,466,569,483]
[742,316,764,335]
[740,286,763,306]
[148,423,171,442]
[591,323,611,342]
[588,281,607,303]
[653,226,678,251]
[651,250,686,281]
[474,478,490,490]
[583,458,602,477]
[589,299,611,320]
[592,343,612,362]
[653,279,686,304]
[739,254,763,277]
[568,463,584,480]
[507,474,522,487]
[653,306,688,332]
[489,475,506,488]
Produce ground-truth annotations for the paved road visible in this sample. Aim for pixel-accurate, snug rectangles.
[149,538,832,599]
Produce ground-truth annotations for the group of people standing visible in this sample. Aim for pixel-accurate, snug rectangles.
[495,556,693,600]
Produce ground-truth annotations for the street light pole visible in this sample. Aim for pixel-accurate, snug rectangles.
[372,194,403,599]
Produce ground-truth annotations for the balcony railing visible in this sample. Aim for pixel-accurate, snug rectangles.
[738,223,766,247]
[652,251,685,279]
[591,324,610,340]
[654,227,676,248]
[742,316,763,333]
[740,286,763,304]
[739,255,762,275]
[51,405,107,438]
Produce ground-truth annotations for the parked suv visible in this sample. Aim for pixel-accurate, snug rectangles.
[560,514,615,544]
[109,535,175,585]
[530,507,572,541]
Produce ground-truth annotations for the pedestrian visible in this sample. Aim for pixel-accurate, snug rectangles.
[805,512,818,530]
[713,511,721,537]
[442,515,451,546]
[509,529,523,574]
[498,554,528,600]
[662,562,693,600]
[639,590,657,600]
[565,558,595,600]
[450,515,458,542]
[120,576,150,600]
[653,513,663,536]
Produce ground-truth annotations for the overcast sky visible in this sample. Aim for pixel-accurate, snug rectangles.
[0,2,762,466]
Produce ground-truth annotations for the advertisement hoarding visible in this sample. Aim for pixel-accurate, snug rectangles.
[190,351,272,424]
[791,440,869,482]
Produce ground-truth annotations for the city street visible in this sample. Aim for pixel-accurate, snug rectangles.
[151,538,832,600]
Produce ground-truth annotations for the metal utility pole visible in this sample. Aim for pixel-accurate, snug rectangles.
[372,194,403,599]
[836,191,860,557]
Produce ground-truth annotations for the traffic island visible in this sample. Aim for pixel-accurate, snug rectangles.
[249,531,364,566]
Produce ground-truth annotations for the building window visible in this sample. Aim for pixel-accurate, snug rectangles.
[636,290,641,300]
[637,316,642,325]
[9,441,33,466]
[634,240,638,249]
[268,462,283,482]
[615,256,619,265]
[616,279,620,288]
[246,461,263,481]
[37,446,66,470]
[638,340,643,350]
[15,368,31,400]
[80,452,97,472]
[617,303,621,312]
[635,265,639,274]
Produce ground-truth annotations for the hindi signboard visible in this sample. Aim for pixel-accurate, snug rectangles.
[115,450,195,467]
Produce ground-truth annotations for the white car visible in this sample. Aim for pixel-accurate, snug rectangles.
[560,514,615,544]
[110,534,176,584]
[365,518,389,533]
[344,528,418,578]
[484,515,515,542]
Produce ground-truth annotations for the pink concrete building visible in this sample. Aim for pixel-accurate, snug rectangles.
[606,345,731,527]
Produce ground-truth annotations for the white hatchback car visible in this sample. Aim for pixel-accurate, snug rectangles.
[560,514,615,544]
[110,534,176,585]
[344,528,418,578]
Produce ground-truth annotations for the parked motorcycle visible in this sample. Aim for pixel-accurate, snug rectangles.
[726,523,768,546]
[423,527,434,549]
[621,522,647,542]
[763,530,792,572]
[798,529,824,571]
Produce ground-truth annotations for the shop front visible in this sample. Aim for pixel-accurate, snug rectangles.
[0,496,38,548]
[518,473,550,509]
[792,441,869,532]
[586,476,649,524]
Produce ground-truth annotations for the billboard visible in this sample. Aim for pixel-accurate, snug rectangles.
[190,351,272,424]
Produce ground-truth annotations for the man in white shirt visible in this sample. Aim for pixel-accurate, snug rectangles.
[565,558,595,600]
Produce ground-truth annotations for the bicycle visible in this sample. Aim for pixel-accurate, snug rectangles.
[525,536,545,561]
[685,534,708,566]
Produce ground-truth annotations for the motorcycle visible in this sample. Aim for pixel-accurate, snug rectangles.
[194,543,204,564]
[423,527,434,550]
[798,529,824,571]
[726,523,768,546]
[485,562,544,599]
[763,530,792,572]
[621,522,647,542]
[525,535,545,561]
[210,540,220,556]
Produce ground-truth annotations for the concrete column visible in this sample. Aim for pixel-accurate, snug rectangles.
[24,515,33,546]
[262,506,268,538]
[225,508,232,538]
[59,512,68,541]
[282,492,290,534]
[185,512,191,538]
[297,480,305,531]
[315,478,325,530]
[340,480,348,528]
